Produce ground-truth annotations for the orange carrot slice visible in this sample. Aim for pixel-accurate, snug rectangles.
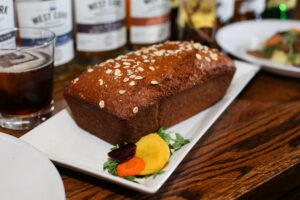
[290,28,300,33]
[117,157,145,177]
[266,34,282,46]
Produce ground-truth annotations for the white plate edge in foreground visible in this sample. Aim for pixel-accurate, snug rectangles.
[0,133,65,200]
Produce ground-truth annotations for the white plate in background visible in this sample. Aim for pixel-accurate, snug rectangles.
[0,132,65,200]
[21,60,260,194]
[216,19,300,78]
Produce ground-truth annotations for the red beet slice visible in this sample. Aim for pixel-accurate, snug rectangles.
[108,143,136,163]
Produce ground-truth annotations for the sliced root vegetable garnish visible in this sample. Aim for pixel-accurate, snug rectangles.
[103,128,190,181]
[266,34,282,46]
[135,133,170,175]
[108,143,136,163]
[116,157,145,177]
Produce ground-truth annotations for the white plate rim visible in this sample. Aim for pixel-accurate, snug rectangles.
[216,19,300,78]
[0,132,66,200]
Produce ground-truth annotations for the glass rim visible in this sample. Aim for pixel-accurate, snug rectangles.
[0,27,56,51]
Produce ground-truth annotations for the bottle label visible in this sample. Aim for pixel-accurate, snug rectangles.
[0,0,15,48]
[75,0,126,52]
[130,0,171,44]
[0,0,14,28]
[0,30,16,49]
[217,0,235,23]
[239,0,266,15]
[17,0,74,66]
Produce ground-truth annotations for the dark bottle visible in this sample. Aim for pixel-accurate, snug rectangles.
[216,0,235,28]
[263,0,297,19]
[231,0,265,22]
[216,0,265,29]
[170,0,179,40]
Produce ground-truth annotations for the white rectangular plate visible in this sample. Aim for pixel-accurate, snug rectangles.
[21,60,260,194]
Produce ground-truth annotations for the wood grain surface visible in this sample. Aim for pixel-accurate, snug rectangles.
[52,71,299,200]
[4,62,299,200]
[1,6,300,200]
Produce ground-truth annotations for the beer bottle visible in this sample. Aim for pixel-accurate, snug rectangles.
[0,0,15,48]
[74,0,127,65]
[15,0,80,79]
[216,0,235,28]
[0,0,15,28]
[170,0,179,40]
[127,0,171,50]
[178,0,216,47]
[216,0,265,29]
[263,0,297,19]
[231,0,265,22]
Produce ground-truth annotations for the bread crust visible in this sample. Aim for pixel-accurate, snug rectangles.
[64,41,236,144]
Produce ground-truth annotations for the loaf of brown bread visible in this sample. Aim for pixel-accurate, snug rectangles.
[64,41,236,144]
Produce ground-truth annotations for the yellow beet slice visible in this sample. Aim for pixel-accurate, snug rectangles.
[135,133,170,175]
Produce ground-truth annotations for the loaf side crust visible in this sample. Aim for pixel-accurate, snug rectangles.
[64,41,236,144]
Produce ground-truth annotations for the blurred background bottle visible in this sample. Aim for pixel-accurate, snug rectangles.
[0,0,16,48]
[263,0,297,19]
[216,0,235,28]
[74,0,127,65]
[178,0,216,46]
[216,0,265,28]
[0,0,15,28]
[15,0,78,79]
[170,0,179,40]
[127,0,171,50]
[231,0,265,22]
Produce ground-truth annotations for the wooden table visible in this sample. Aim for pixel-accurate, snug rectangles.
[2,61,300,200]
[2,17,300,200]
[62,71,300,200]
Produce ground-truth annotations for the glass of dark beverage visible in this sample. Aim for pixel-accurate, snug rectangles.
[0,27,55,130]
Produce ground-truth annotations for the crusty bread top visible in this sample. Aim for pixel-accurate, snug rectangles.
[64,41,235,119]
